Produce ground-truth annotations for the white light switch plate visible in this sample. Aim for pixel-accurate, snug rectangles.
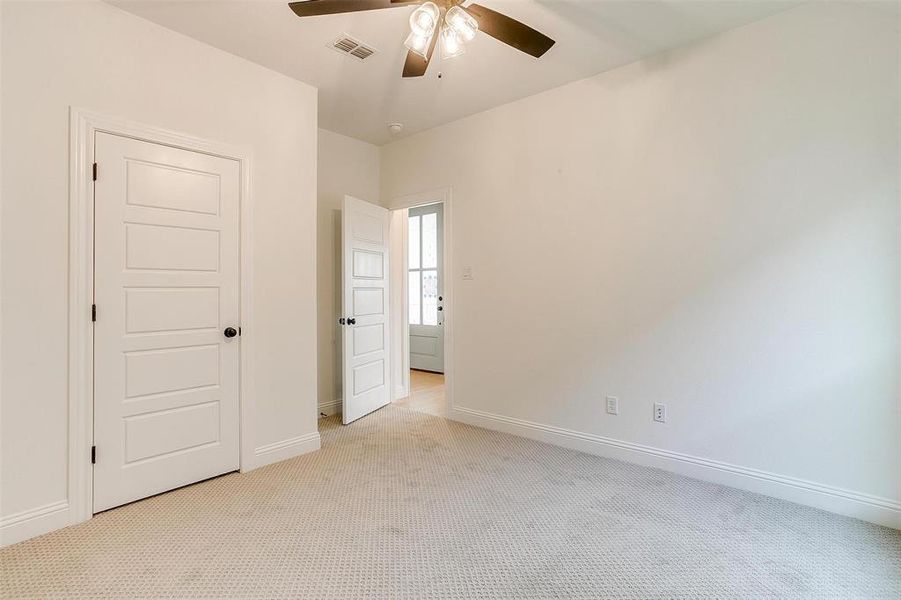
[462,266,473,280]
[606,396,618,415]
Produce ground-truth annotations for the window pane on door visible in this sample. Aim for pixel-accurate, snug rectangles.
[422,213,437,269]
[408,215,420,269]
[408,271,421,325]
[422,269,438,325]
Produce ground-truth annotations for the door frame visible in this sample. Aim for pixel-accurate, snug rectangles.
[67,107,255,525]
[386,188,454,415]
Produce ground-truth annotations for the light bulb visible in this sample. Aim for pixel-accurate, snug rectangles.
[409,2,440,37]
[445,5,478,43]
[404,31,432,58]
[439,27,465,59]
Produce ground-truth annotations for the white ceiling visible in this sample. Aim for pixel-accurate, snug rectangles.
[109,0,800,145]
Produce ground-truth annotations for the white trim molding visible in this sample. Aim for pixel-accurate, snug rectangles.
[394,384,407,402]
[450,405,901,530]
[319,399,342,417]
[246,432,321,471]
[0,501,71,547]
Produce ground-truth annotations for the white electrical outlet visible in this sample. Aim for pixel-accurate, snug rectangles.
[653,402,666,423]
[605,396,618,415]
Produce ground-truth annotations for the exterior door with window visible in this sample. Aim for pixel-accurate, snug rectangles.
[408,203,444,373]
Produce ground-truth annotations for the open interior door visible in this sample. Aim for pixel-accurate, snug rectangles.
[342,196,391,424]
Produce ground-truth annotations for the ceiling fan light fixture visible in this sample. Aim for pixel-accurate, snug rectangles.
[404,30,433,58]
[445,5,478,43]
[288,0,555,78]
[439,27,465,60]
[409,2,440,37]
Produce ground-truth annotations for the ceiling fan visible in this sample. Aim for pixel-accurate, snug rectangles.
[288,0,555,78]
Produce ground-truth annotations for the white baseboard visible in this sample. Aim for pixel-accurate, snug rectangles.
[247,431,321,471]
[318,399,341,417]
[2,432,322,548]
[450,405,901,530]
[0,500,72,548]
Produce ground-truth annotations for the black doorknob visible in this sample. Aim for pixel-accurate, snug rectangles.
[437,306,443,311]
[347,318,356,325]
[224,327,238,338]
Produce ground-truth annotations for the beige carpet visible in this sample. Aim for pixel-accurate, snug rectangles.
[1,405,899,599]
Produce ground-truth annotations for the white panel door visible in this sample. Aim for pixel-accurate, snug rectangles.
[342,196,391,424]
[408,203,444,373]
[93,132,240,512]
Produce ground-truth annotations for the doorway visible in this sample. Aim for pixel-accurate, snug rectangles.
[394,370,444,416]
[388,189,453,418]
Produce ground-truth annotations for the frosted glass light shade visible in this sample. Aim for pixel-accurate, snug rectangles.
[445,5,478,42]
[439,27,465,59]
[404,31,432,58]
[409,2,440,37]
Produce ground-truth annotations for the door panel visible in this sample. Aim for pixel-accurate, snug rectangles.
[353,324,385,356]
[124,287,219,333]
[353,288,384,316]
[93,132,240,512]
[352,250,384,278]
[124,345,220,398]
[408,203,444,373]
[342,196,391,424]
[125,160,221,215]
[124,402,220,463]
[125,223,220,271]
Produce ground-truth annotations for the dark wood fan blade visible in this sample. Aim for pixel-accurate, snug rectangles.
[288,0,416,18]
[464,3,555,58]
[402,29,438,77]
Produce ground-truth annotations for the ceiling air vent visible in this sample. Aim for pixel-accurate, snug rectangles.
[329,35,377,61]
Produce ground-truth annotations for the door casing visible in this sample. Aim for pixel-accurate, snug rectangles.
[68,108,255,527]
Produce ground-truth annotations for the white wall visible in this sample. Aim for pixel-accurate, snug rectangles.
[0,0,319,544]
[381,3,900,526]
[317,129,381,415]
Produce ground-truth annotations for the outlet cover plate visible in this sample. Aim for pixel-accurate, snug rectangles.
[653,402,666,423]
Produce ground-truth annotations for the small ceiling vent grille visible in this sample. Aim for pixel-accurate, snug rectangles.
[349,45,375,60]
[329,35,377,61]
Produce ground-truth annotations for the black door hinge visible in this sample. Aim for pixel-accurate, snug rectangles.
[91,446,96,464]
[92,162,98,181]
[91,304,97,322]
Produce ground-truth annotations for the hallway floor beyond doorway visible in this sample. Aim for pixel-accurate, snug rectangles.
[394,370,444,416]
